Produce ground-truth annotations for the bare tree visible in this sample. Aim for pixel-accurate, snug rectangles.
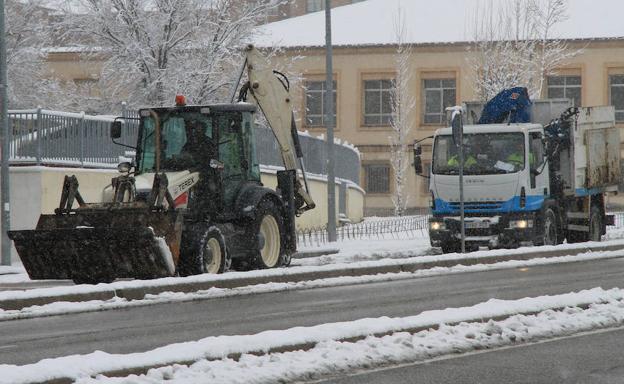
[469,0,580,101]
[56,0,285,112]
[388,8,415,217]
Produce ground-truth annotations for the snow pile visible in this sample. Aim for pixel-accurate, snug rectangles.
[4,287,624,384]
[81,300,624,384]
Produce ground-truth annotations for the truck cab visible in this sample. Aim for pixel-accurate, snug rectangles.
[428,124,549,252]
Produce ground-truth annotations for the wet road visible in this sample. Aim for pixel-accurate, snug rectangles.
[2,256,624,366]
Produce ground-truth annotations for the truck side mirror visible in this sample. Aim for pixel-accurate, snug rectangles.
[413,144,423,174]
[111,121,122,139]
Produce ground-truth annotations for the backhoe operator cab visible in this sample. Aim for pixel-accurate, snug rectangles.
[132,105,261,213]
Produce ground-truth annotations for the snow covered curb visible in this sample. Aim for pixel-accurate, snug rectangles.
[4,287,624,384]
[2,240,624,312]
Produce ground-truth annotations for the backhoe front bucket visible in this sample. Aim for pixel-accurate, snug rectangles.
[8,209,182,283]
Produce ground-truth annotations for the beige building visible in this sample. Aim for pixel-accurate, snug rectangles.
[256,0,624,215]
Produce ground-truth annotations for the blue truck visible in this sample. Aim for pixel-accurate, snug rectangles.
[414,88,621,253]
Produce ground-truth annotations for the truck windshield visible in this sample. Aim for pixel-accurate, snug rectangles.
[432,132,525,175]
[139,112,213,173]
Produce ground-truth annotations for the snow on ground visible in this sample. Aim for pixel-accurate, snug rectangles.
[293,236,433,266]
[80,300,624,384]
[4,287,624,384]
[3,248,624,322]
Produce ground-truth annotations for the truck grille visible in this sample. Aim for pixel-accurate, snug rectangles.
[448,201,504,210]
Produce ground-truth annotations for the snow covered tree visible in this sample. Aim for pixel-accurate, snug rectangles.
[469,0,580,100]
[56,0,286,112]
[388,9,415,216]
[5,0,66,109]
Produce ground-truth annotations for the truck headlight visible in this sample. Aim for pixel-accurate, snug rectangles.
[430,221,446,231]
[509,219,533,229]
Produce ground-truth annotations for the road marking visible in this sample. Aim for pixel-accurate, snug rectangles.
[0,344,17,350]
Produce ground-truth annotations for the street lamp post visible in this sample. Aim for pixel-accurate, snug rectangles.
[0,0,11,266]
[324,0,336,242]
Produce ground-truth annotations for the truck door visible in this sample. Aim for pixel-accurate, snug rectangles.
[528,131,549,198]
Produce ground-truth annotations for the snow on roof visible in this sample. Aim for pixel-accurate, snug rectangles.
[254,0,624,48]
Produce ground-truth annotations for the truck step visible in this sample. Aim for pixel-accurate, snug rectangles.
[567,212,588,220]
[567,224,589,232]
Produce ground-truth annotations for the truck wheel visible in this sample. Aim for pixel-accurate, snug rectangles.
[542,209,558,246]
[589,207,603,242]
[253,200,285,269]
[200,228,231,274]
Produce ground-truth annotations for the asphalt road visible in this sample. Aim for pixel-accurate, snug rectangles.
[2,256,624,366]
[320,326,624,384]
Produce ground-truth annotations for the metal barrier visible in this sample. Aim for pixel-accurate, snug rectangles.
[297,215,430,247]
[8,108,138,168]
[8,109,361,183]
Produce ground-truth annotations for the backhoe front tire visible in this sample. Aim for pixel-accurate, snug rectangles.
[253,200,286,269]
[200,228,231,274]
[179,226,230,276]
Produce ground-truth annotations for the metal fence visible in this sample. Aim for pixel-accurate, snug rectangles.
[8,108,138,168]
[297,215,431,247]
[7,109,361,183]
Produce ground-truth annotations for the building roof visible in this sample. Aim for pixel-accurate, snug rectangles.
[254,0,624,49]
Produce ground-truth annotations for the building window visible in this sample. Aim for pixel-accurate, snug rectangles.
[547,75,582,107]
[363,79,394,126]
[610,74,624,123]
[306,0,324,13]
[423,78,456,124]
[364,164,390,193]
[305,80,336,127]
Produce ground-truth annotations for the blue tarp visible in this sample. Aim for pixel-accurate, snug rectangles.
[478,87,532,124]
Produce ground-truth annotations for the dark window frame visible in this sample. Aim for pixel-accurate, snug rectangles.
[304,80,337,127]
[610,74,624,123]
[362,79,395,127]
[364,163,391,194]
[423,78,456,125]
[547,75,582,107]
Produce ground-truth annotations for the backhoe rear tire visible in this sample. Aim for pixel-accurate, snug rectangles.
[253,200,286,269]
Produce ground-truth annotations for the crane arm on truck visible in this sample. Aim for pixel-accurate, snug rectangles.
[238,44,316,215]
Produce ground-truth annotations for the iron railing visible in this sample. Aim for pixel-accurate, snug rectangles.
[7,108,361,183]
[297,215,430,247]
[8,108,138,168]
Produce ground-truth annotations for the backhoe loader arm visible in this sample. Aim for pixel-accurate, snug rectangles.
[243,44,315,214]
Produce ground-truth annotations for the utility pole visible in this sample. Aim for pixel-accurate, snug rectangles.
[0,0,10,265]
[324,0,336,242]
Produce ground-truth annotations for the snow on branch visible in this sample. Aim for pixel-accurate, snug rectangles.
[468,0,582,101]
[388,7,415,217]
[56,0,288,111]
